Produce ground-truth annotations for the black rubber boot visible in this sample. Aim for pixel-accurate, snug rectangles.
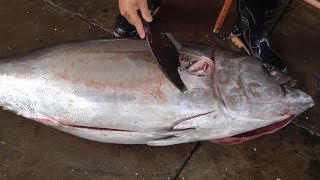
[114,0,161,38]
[231,0,288,73]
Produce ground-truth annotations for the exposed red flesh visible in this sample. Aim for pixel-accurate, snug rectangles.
[32,118,58,125]
[187,58,214,77]
[32,118,135,132]
[62,124,135,132]
[211,115,295,145]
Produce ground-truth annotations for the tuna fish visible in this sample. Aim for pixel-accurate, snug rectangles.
[0,39,314,146]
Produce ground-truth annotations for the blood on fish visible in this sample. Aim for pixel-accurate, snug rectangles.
[32,118,135,132]
[187,58,214,77]
[212,115,295,145]
[32,118,57,125]
[61,124,135,132]
[149,87,167,102]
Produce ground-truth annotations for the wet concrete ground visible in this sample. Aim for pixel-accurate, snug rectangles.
[0,0,319,179]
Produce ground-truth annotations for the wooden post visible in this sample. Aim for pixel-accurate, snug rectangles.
[304,0,320,10]
[213,0,233,32]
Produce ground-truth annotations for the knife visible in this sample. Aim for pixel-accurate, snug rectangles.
[144,23,188,93]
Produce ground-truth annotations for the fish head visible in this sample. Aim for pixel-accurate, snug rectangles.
[210,49,315,144]
[148,48,315,146]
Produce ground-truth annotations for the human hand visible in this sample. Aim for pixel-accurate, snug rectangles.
[119,0,153,38]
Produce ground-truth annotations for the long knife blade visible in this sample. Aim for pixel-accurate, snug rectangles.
[145,28,188,93]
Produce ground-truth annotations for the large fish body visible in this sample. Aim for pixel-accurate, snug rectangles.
[0,39,314,146]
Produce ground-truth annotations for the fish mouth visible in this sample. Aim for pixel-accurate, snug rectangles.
[211,115,295,145]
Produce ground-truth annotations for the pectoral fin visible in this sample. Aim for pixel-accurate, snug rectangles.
[148,111,218,146]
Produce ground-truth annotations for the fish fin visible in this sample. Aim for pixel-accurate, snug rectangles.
[148,112,217,146]
[148,128,218,146]
[147,130,195,146]
[147,137,187,146]
[173,111,216,130]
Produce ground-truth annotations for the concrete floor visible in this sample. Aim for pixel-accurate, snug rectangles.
[0,0,319,179]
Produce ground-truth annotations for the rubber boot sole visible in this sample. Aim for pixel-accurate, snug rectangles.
[114,31,122,38]
[114,30,137,38]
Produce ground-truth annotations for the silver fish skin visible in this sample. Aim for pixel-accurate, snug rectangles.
[0,39,314,146]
